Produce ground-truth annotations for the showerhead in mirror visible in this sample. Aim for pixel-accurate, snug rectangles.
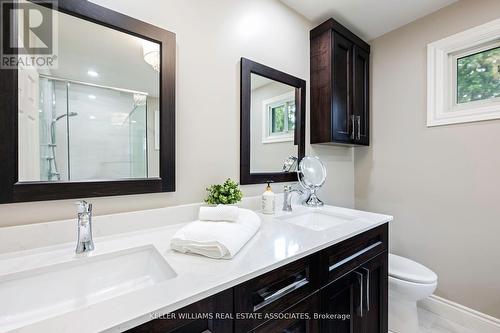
[133,93,147,107]
[53,112,78,123]
[297,156,327,207]
[282,156,298,172]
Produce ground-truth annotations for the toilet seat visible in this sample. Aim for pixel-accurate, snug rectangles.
[389,254,437,284]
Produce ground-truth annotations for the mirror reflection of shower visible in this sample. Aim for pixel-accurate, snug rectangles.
[37,75,154,182]
[48,111,78,181]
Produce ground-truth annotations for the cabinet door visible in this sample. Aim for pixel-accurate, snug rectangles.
[352,45,370,146]
[320,272,362,333]
[356,252,388,333]
[331,31,354,143]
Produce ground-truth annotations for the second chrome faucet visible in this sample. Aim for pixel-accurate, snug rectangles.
[75,200,94,254]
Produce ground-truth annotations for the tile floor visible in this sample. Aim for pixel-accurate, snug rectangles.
[417,307,476,333]
[389,307,477,333]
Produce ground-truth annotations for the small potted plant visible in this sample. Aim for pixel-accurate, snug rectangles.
[205,178,243,205]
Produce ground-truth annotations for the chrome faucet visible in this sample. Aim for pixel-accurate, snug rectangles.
[75,200,95,254]
[283,184,304,212]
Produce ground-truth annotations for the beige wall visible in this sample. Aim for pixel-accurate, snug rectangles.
[0,0,354,227]
[355,0,500,318]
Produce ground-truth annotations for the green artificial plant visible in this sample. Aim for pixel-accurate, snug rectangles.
[205,178,243,205]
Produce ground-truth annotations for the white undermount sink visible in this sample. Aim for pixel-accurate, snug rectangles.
[0,245,176,331]
[276,209,360,231]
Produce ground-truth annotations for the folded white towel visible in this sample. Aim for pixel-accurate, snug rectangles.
[199,204,239,222]
[170,208,261,259]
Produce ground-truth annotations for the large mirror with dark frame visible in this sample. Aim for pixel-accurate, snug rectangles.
[240,58,306,185]
[0,0,176,203]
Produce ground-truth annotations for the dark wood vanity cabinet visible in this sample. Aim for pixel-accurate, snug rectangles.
[126,225,388,333]
[310,18,370,146]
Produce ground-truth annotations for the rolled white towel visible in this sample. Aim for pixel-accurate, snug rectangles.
[199,204,239,222]
[171,208,260,259]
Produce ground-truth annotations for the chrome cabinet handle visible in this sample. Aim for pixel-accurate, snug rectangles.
[253,277,309,311]
[351,115,356,140]
[354,271,364,317]
[361,267,370,312]
[356,116,361,141]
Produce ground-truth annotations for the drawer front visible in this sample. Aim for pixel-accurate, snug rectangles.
[250,292,320,333]
[235,254,319,332]
[321,224,388,284]
[125,299,214,333]
[126,289,233,333]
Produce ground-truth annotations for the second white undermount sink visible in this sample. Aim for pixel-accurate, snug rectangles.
[0,245,176,331]
[276,210,360,231]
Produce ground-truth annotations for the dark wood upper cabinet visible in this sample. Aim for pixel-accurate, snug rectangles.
[310,18,370,146]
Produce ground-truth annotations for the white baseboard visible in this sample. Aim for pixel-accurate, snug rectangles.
[418,295,500,333]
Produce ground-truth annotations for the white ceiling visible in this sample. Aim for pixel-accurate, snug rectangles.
[280,0,458,41]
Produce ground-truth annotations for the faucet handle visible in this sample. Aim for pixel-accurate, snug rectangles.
[76,200,92,214]
[284,183,302,192]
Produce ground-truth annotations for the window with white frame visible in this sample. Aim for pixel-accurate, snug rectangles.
[427,18,500,126]
[262,92,295,143]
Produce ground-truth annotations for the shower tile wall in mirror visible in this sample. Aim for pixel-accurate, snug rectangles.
[17,3,160,182]
[250,74,297,173]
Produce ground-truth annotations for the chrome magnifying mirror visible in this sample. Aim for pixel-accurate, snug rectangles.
[298,156,327,207]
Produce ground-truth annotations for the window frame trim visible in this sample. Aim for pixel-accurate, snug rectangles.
[427,17,500,127]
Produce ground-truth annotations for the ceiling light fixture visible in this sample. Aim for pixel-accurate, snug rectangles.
[87,70,99,77]
[142,40,160,72]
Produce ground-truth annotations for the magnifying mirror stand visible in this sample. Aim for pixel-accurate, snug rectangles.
[303,188,324,207]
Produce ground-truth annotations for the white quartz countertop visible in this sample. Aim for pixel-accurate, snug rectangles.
[0,204,392,333]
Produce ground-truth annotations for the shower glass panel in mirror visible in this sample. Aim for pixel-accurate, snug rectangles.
[250,74,297,173]
[17,3,160,182]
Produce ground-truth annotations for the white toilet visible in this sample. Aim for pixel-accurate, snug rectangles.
[389,254,438,333]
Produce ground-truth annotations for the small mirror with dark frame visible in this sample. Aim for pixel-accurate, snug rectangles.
[240,58,306,185]
[0,0,176,203]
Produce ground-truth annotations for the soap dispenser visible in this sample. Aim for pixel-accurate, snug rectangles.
[262,181,275,214]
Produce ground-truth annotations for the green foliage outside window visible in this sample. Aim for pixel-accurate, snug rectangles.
[288,104,296,130]
[270,102,295,134]
[457,46,500,104]
[271,106,285,133]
